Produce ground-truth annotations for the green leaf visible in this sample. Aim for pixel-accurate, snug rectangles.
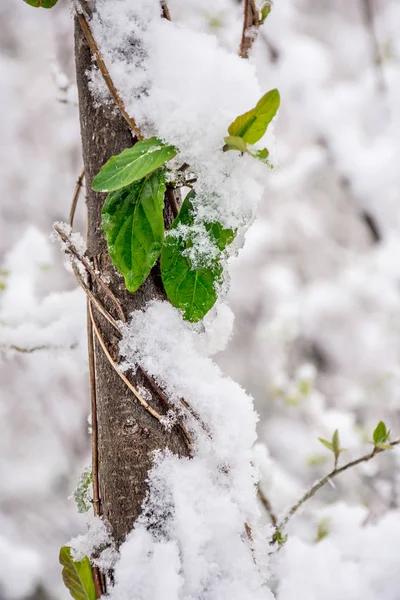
[275,530,288,547]
[223,135,273,167]
[315,517,331,543]
[260,4,272,23]
[93,137,177,192]
[223,135,248,153]
[59,546,96,600]
[206,221,236,252]
[161,192,234,322]
[24,0,59,7]
[375,443,393,451]
[373,421,389,445]
[102,169,166,293]
[332,429,340,455]
[227,89,280,144]
[318,438,334,453]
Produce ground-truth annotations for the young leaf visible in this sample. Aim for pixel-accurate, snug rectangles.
[161,192,234,322]
[102,169,166,293]
[318,438,334,453]
[24,0,59,6]
[260,3,272,23]
[59,546,96,600]
[375,443,393,451]
[332,429,340,455]
[223,136,273,167]
[223,135,248,153]
[92,137,177,192]
[373,421,389,445]
[227,89,280,144]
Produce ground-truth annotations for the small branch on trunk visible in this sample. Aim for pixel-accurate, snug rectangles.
[273,440,400,542]
[54,224,126,323]
[71,262,121,333]
[89,302,164,423]
[76,11,143,140]
[69,168,85,228]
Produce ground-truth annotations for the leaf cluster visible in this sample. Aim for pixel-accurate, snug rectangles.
[93,90,279,322]
[224,89,280,167]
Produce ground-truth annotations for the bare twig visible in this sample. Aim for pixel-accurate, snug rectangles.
[76,11,143,140]
[274,440,400,539]
[361,0,387,95]
[92,566,103,599]
[54,224,126,323]
[87,301,101,517]
[71,262,121,334]
[87,304,105,599]
[1,344,52,353]
[239,0,260,59]
[69,168,85,228]
[89,303,164,423]
[257,488,278,528]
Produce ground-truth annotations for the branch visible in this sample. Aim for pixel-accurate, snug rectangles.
[274,440,400,540]
[69,168,85,228]
[0,343,77,354]
[54,224,126,323]
[257,488,278,528]
[239,0,260,59]
[76,11,144,140]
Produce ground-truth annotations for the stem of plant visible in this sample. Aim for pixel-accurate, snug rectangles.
[273,440,400,542]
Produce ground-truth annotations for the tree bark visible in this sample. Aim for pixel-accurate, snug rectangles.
[74,13,188,547]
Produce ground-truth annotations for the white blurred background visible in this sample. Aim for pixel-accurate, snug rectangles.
[1,1,400,598]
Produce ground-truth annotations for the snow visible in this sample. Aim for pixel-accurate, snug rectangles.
[115,301,271,599]
[2,0,400,598]
[69,516,113,563]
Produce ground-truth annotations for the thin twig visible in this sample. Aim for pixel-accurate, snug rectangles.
[69,168,85,228]
[361,0,387,95]
[257,488,278,528]
[87,304,104,599]
[161,0,171,20]
[76,11,143,140]
[239,0,260,59]
[1,344,52,353]
[89,303,164,422]
[71,262,121,334]
[274,440,400,538]
[92,566,103,599]
[54,224,126,323]
[87,301,101,517]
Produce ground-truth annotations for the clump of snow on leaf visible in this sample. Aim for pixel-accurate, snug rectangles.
[90,0,267,237]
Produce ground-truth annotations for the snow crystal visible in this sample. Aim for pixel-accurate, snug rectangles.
[69,515,112,562]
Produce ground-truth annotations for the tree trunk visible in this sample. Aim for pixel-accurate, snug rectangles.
[74,13,188,547]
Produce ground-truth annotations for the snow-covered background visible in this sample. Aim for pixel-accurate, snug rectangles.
[1,0,400,598]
